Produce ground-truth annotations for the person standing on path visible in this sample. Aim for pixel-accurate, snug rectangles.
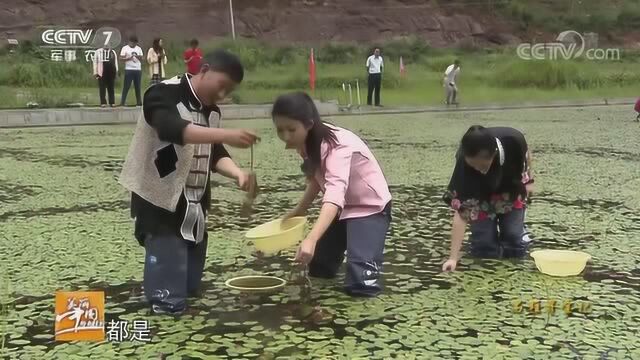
[147,38,167,86]
[120,35,144,106]
[93,46,118,107]
[184,39,203,76]
[366,48,383,107]
[444,60,461,105]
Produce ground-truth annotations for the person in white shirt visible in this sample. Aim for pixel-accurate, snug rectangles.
[120,35,144,106]
[365,48,384,106]
[444,60,461,106]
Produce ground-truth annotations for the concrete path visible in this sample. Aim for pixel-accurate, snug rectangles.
[347,97,636,116]
[0,98,635,128]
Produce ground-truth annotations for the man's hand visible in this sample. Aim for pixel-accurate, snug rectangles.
[237,171,258,195]
[219,129,259,148]
[236,171,250,191]
[442,258,458,272]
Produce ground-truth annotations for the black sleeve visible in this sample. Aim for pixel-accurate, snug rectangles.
[443,158,470,206]
[210,143,231,172]
[142,85,190,145]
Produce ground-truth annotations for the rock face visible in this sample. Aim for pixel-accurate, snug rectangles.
[0,0,519,47]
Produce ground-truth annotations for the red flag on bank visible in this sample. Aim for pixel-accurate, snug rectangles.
[309,48,316,92]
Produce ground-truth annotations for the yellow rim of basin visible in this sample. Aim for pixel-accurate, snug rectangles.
[245,216,307,239]
[224,276,287,292]
[530,250,591,262]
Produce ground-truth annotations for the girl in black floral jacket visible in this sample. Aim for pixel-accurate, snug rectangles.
[442,125,534,272]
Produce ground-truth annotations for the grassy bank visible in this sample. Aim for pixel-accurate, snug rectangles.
[0,38,639,108]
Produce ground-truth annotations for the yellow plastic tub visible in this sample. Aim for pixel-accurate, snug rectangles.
[530,250,591,277]
[246,217,307,255]
[225,276,286,293]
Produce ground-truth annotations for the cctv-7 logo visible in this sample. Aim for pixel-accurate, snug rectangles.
[102,31,112,47]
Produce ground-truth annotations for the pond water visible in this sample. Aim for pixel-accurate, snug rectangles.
[1,106,639,359]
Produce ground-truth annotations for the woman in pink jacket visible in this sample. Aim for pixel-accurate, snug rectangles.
[272,92,392,297]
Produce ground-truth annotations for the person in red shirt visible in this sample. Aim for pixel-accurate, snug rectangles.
[184,39,203,76]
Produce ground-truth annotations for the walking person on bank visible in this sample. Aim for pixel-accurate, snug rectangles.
[120,35,144,106]
[147,38,168,86]
[444,60,461,105]
[365,48,383,107]
[93,46,118,107]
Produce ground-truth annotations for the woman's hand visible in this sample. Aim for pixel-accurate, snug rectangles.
[283,180,320,223]
[443,211,466,272]
[525,182,534,198]
[294,203,339,263]
[283,207,305,222]
[442,258,458,272]
[295,237,317,265]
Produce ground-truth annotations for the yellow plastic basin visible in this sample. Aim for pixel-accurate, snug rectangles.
[225,276,286,293]
[530,250,591,277]
[246,217,307,255]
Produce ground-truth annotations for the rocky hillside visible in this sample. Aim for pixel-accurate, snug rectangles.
[1,0,636,47]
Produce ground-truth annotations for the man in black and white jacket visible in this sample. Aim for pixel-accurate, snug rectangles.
[120,50,259,314]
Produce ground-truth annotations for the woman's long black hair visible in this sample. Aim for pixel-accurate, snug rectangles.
[459,125,502,192]
[272,92,338,177]
[152,38,164,56]
[460,125,497,158]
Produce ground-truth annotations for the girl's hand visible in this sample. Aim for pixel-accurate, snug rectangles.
[295,238,316,265]
[281,208,305,230]
[442,258,458,272]
[283,208,305,222]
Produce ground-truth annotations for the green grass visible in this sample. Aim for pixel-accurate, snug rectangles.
[1,38,640,108]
